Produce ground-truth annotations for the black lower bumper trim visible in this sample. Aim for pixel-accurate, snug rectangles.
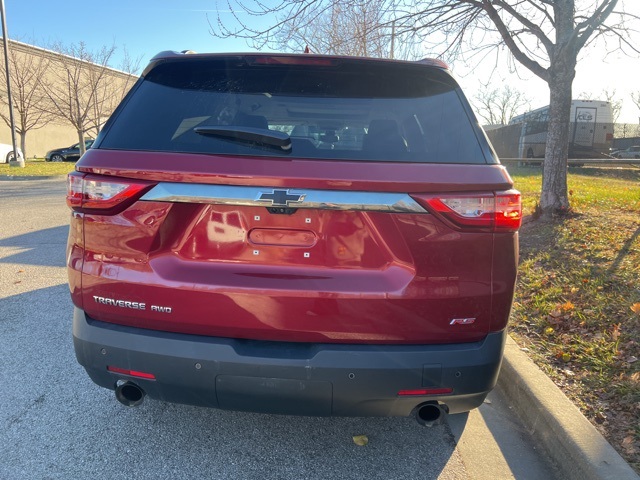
[73,307,506,416]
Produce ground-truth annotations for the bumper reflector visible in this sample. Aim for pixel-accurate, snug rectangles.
[108,366,156,380]
[398,388,453,396]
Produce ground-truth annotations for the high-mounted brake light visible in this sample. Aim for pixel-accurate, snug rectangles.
[247,55,338,67]
[66,171,153,213]
[412,190,522,232]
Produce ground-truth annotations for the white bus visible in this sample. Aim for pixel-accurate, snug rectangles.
[509,100,614,158]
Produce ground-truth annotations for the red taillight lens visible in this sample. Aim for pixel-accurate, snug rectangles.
[494,191,522,231]
[66,172,153,213]
[412,190,521,232]
[66,171,85,209]
[107,366,156,380]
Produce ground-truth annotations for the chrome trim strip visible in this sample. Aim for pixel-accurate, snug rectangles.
[141,183,427,213]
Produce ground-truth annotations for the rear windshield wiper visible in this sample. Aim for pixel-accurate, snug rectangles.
[194,126,292,151]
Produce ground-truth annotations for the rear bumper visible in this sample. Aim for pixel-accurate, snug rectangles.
[73,307,506,416]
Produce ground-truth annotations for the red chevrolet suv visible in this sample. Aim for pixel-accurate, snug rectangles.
[67,52,520,425]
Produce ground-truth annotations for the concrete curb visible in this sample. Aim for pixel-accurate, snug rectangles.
[498,335,639,479]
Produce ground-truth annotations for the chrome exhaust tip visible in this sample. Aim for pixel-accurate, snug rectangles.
[115,381,145,407]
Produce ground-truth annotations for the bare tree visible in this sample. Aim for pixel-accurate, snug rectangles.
[212,0,639,216]
[632,91,640,115]
[601,88,623,124]
[267,0,419,59]
[0,40,54,158]
[44,42,120,156]
[473,85,530,126]
[85,49,140,139]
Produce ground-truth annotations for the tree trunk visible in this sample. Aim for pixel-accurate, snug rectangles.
[77,129,86,156]
[19,131,26,160]
[540,67,573,216]
[540,0,576,217]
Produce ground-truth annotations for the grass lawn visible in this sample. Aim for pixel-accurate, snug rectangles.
[507,165,640,472]
[0,158,75,176]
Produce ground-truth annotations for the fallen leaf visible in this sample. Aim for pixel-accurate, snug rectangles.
[544,327,555,335]
[352,435,368,446]
[561,301,575,312]
[627,356,638,364]
[630,303,640,315]
[17,269,24,273]
[622,436,634,447]
[549,309,562,318]
[13,280,21,284]
[612,324,621,341]
[562,353,572,363]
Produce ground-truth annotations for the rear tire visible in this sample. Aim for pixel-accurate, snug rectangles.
[51,154,64,162]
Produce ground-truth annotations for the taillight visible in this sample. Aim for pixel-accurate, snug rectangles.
[66,171,153,214]
[412,190,521,232]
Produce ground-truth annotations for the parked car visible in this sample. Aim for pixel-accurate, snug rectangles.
[612,145,640,159]
[45,139,94,162]
[0,143,24,163]
[67,52,521,424]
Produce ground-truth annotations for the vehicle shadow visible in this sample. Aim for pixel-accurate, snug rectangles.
[0,225,68,267]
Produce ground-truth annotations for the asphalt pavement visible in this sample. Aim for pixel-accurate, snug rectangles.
[0,177,557,479]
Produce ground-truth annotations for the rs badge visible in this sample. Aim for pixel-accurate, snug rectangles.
[450,318,476,325]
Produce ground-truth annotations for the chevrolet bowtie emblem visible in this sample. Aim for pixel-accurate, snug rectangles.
[258,189,305,207]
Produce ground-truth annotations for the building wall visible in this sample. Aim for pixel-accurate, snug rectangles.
[0,40,136,158]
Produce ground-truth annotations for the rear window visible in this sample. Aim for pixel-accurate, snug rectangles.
[99,57,488,164]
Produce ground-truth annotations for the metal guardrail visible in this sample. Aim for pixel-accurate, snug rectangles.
[500,158,640,167]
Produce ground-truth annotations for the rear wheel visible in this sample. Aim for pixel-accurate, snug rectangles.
[51,154,64,162]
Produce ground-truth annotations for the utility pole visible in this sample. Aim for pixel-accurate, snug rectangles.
[0,0,23,168]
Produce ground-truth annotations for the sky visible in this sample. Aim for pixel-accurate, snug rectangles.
[5,0,640,123]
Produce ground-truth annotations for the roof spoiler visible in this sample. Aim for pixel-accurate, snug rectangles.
[142,50,198,77]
